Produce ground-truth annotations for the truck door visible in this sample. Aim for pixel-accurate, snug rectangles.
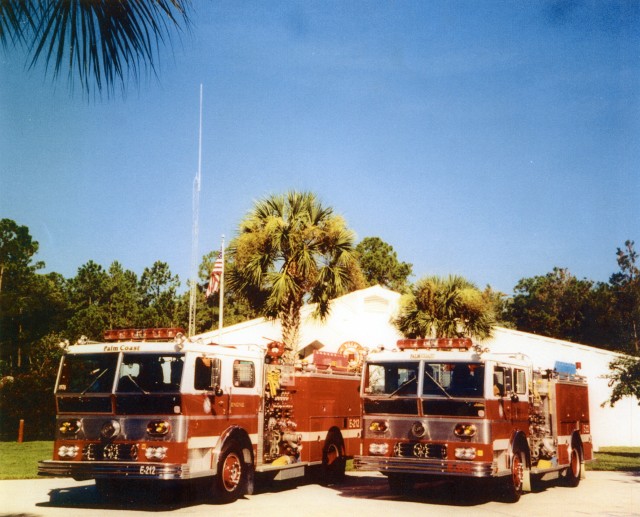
[511,367,529,424]
[494,364,529,429]
[224,359,261,419]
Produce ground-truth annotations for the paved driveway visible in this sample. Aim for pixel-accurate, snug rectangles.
[0,471,637,516]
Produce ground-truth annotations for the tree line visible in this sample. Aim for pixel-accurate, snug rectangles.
[1,192,638,438]
[1,197,639,370]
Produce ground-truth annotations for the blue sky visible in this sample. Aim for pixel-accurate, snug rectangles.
[1,0,638,295]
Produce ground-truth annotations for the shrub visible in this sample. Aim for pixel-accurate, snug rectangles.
[0,372,56,440]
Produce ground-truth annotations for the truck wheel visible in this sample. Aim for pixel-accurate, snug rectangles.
[500,448,525,503]
[214,440,247,503]
[564,445,582,487]
[321,434,346,485]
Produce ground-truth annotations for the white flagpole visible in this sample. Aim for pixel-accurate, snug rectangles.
[218,235,225,338]
[188,84,203,337]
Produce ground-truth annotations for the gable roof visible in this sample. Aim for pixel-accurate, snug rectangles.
[194,284,402,351]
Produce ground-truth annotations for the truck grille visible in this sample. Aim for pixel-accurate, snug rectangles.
[83,443,138,461]
[393,442,447,460]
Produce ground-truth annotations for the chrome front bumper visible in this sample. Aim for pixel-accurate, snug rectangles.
[353,455,496,478]
[38,460,189,481]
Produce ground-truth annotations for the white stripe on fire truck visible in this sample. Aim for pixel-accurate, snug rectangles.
[187,428,360,449]
[492,439,510,451]
[274,429,361,443]
[188,434,260,449]
[493,435,573,453]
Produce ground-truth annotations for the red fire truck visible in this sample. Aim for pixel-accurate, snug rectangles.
[38,329,361,502]
[354,338,593,502]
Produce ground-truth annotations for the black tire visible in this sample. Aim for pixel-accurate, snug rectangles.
[564,444,582,488]
[320,433,346,485]
[499,448,526,503]
[214,440,248,503]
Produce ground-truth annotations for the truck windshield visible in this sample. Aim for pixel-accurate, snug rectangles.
[363,361,485,398]
[364,361,420,396]
[423,362,484,398]
[57,353,119,394]
[116,353,184,393]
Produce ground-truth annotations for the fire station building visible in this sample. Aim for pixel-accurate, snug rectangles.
[196,285,639,449]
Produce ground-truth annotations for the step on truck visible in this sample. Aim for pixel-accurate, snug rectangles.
[38,328,361,502]
[353,338,593,502]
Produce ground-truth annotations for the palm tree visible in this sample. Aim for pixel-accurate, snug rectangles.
[229,191,363,362]
[0,0,190,96]
[395,275,496,340]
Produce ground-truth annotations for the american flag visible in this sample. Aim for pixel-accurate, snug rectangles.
[205,253,224,298]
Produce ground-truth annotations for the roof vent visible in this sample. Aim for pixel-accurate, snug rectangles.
[364,295,389,312]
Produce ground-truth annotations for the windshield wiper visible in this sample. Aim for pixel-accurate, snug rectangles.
[424,369,453,399]
[80,368,110,395]
[122,374,148,394]
[388,376,417,397]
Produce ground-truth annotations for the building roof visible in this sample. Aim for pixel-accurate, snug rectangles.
[195,284,403,353]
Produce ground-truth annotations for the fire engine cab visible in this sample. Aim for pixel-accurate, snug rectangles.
[354,338,593,502]
[38,328,361,502]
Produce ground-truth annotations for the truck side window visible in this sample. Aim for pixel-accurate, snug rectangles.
[365,364,385,394]
[514,368,527,395]
[493,368,504,397]
[494,366,512,397]
[195,357,221,391]
[233,360,255,388]
[503,368,513,394]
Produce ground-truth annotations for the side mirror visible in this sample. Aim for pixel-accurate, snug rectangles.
[510,393,519,403]
[214,386,223,397]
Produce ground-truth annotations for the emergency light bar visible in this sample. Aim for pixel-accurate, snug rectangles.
[397,338,473,350]
[103,328,185,342]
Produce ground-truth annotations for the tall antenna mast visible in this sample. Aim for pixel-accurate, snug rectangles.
[188,84,203,337]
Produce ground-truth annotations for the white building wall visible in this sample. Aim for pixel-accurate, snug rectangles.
[197,285,404,352]
[195,285,639,448]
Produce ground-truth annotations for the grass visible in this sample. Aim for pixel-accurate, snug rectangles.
[0,442,637,479]
[0,441,53,479]
[587,447,640,472]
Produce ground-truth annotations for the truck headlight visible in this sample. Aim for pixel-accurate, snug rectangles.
[59,419,81,436]
[368,443,389,455]
[147,420,170,437]
[145,446,168,460]
[368,420,388,432]
[454,423,477,438]
[454,447,477,460]
[58,445,80,458]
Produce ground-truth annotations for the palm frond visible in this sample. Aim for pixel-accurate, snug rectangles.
[0,0,35,46]
[230,190,359,356]
[396,274,496,339]
[3,0,190,97]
